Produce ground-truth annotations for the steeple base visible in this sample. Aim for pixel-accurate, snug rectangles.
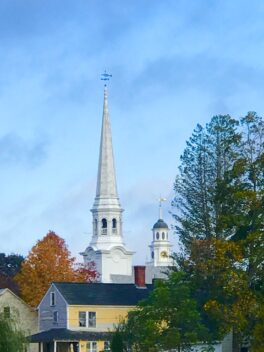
[81,245,134,283]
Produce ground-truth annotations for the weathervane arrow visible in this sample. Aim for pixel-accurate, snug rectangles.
[101,70,112,84]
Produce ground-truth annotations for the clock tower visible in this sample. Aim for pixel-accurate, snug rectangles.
[148,201,173,267]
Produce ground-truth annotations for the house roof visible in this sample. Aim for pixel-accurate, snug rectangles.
[53,282,153,306]
[29,328,112,343]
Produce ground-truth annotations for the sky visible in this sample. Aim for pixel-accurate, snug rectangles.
[1,0,264,264]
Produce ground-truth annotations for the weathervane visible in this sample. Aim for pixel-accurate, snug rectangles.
[101,70,112,85]
[158,196,167,219]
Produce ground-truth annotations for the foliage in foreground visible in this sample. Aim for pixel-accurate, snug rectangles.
[0,311,27,352]
[15,231,99,307]
[112,112,264,351]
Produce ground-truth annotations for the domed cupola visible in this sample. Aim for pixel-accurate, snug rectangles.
[153,219,169,230]
[147,198,173,267]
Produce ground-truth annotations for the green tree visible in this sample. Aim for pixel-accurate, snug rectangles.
[0,311,27,352]
[119,271,210,352]
[173,115,240,249]
[111,328,125,352]
[173,111,264,352]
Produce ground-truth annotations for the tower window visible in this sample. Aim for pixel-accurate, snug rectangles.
[162,232,165,240]
[112,218,117,229]
[151,251,154,259]
[102,218,107,228]
[94,219,98,231]
[156,232,160,240]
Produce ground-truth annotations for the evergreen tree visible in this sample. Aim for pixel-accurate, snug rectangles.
[173,115,240,248]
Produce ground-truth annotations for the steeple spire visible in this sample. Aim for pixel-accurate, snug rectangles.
[95,86,119,203]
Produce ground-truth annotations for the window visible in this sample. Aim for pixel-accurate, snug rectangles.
[112,218,117,228]
[53,311,58,323]
[151,251,154,259]
[78,311,96,328]
[3,306,10,319]
[156,232,159,240]
[94,219,98,231]
[162,232,165,240]
[50,292,56,306]
[86,341,97,352]
[104,341,111,351]
[102,218,107,228]
[79,311,86,327]
[88,312,96,327]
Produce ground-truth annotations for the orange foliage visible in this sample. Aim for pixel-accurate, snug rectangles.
[15,231,98,307]
[187,239,256,336]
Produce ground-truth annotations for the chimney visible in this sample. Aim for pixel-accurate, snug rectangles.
[134,266,146,288]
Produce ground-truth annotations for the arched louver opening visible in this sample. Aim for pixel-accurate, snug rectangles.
[101,218,107,235]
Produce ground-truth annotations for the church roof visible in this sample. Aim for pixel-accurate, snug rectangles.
[53,282,153,306]
[153,219,169,229]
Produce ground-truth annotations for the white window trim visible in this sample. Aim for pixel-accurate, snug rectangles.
[79,311,96,328]
[50,292,56,306]
[87,341,97,352]
[87,311,96,328]
[53,311,58,323]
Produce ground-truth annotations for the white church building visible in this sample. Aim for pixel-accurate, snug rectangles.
[81,85,173,283]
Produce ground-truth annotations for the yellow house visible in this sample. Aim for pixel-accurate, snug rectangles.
[30,278,153,352]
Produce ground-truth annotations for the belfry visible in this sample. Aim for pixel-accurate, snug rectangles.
[81,86,134,283]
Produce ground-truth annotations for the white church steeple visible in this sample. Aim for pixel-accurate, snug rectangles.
[82,84,133,283]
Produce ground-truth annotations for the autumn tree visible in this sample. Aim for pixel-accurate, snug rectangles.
[15,231,98,307]
[172,112,264,350]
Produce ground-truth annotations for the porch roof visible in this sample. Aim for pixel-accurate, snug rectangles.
[28,328,112,343]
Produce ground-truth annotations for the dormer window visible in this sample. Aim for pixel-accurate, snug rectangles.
[50,292,56,306]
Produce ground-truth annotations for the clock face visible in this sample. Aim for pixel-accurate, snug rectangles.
[160,251,168,258]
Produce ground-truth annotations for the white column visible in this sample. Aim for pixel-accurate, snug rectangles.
[53,341,57,352]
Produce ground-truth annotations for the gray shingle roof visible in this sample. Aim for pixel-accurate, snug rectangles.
[54,282,153,306]
[29,328,112,342]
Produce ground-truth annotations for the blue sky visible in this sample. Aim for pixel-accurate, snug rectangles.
[1,0,264,263]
